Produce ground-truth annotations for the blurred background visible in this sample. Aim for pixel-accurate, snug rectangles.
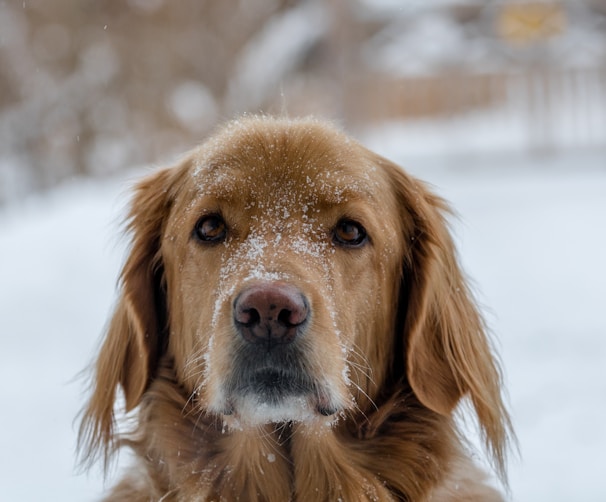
[1,0,605,202]
[1,1,605,501]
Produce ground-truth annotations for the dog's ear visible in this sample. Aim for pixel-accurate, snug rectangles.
[378,156,512,479]
[78,164,187,469]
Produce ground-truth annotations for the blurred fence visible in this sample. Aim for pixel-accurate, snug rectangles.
[349,67,606,151]
[510,67,606,150]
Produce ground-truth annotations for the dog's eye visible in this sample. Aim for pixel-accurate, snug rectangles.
[333,219,368,248]
[194,214,227,243]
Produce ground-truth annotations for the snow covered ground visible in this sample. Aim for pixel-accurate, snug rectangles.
[1,146,604,501]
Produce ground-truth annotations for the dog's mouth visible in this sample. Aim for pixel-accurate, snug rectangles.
[244,368,313,401]
[221,367,339,422]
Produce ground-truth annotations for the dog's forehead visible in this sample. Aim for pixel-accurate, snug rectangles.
[189,121,380,206]
[193,162,375,206]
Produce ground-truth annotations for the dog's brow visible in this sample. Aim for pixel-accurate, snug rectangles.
[309,181,378,208]
[190,164,241,199]
[192,162,378,208]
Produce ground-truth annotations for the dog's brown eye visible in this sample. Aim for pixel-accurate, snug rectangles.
[194,214,227,243]
[333,219,368,248]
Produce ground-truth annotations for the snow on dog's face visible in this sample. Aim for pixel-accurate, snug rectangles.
[156,118,404,427]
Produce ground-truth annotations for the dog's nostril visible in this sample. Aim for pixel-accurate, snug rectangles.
[233,282,309,346]
[278,309,296,327]
[238,308,261,327]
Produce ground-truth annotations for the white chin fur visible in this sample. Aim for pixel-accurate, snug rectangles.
[235,395,315,425]
[221,394,342,430]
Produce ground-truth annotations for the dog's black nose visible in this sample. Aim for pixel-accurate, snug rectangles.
[233,283,309,347]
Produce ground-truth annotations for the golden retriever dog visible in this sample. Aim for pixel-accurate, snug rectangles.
[79,116,513,501]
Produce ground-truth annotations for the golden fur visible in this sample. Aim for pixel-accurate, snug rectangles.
[79,116,512,501]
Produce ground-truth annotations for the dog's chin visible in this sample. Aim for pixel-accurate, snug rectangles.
[218,392,341,429]
[211,367,342,427]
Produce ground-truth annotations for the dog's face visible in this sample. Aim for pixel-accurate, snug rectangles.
[161,122,405,425]
[80,117,509,500]
[81,117,509,479]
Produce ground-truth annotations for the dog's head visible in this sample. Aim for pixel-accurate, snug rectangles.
[80,116,509,475]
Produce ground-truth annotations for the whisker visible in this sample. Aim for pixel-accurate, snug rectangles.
[343,342,378,413]
[349,380,379,413]
[347,342,376,383]
[348,359,375,386]
[350,364,379,418]
[183,346,208,374]
[182,389,200,418]
[158,488,178,501]
[256,426,293,466]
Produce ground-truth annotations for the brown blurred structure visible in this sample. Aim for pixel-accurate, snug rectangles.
[1,0,606,203]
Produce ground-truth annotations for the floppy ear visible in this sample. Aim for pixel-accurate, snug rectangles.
[78,165,187,469]
[378,157,512,478]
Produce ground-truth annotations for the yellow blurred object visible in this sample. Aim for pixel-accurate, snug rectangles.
[497,2,567,45]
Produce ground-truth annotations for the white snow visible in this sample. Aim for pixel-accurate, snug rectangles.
[1,147,605,500]
[0,175,130,500]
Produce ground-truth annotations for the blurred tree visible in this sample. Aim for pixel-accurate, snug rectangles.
[0,0,294,201]
[1,0,605,203]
